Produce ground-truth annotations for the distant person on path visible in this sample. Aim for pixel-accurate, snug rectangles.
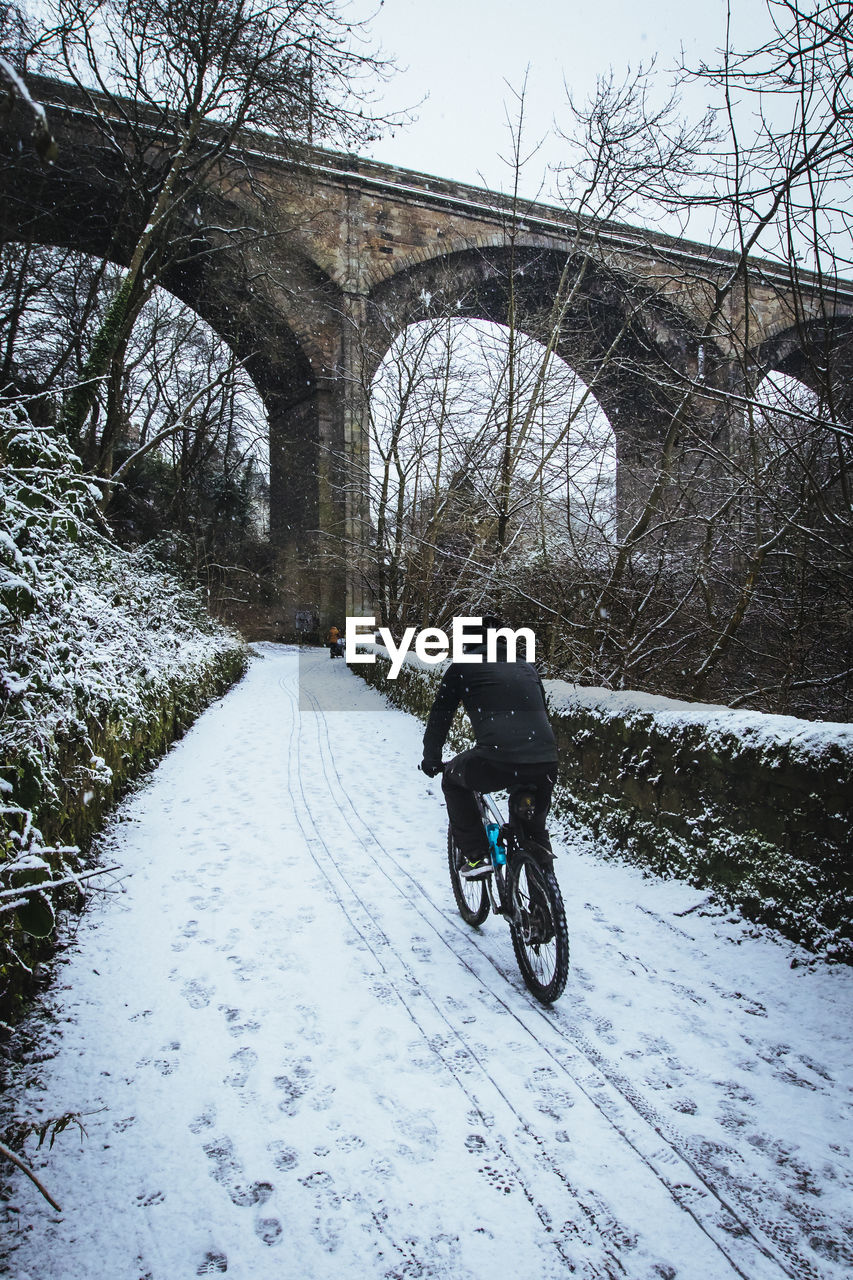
[326,624,343,659]
[420,616,559,878]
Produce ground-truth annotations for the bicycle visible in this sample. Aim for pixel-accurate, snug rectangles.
[447,786,569,1004]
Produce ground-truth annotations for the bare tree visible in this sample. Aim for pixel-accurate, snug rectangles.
[461,9,851,717]
[0,238,270,603]
[5,0,396,450]
[0,2,57,161]
[354,12,852,717]
[673,1,853,700]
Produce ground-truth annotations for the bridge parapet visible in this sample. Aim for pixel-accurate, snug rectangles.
[15,74,853,341]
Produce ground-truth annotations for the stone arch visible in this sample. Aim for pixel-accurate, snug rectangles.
[362,243,715,532]
[366,243,716,437]
[753,315,853,420]
[0,127,356,622]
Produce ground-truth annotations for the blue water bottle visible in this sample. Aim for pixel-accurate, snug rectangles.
[486,821,506,867]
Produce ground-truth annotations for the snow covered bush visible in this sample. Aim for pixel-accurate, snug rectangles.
[0,405,246,1012]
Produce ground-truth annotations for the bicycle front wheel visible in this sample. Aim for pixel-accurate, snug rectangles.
[509,849,569,1003]
[447,825,490,927]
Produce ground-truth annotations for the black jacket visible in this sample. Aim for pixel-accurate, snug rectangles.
[422,641,558,766]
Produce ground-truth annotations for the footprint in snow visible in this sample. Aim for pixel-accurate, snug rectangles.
[136,1189,165,1207]
[219,1006,261,1037]
[268,1141,298,1171]
[225,1047,257,1089]
[335,1133,365,1153]
[189,1105,216,1133]
[571,965,595,991]
[172,921,199,951]
[798,1053,834,1085]
[522,1064,573,1116]
[309,1084,336,1112]
[377,1096,438,1151]
[274,1062,312,1116]
[196,1251,228,1275]
[299,1170,342,1253]
[593,1016,618,1046]
[227,955,256,983]
[181,979,213,1009]
[255,1218,283,1246]
[371,981,396,1007]
[478,1160,515,1196]
[639,1031,675,1057]
[189,888,222,912]
[203,1135,274,1208]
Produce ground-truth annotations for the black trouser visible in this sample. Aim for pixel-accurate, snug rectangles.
[442,750,557,859]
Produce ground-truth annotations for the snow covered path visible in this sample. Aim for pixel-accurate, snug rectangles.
[1,645,851,1280]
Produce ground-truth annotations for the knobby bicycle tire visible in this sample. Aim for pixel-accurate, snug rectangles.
[447,825,490,927]
[508,848,569,1003]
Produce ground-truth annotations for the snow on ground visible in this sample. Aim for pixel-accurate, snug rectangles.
[1,644,851,1280]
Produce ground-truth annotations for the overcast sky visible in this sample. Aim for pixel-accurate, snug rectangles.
[350,0,777,201]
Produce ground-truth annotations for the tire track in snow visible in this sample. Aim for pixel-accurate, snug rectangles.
[279,668,623,1278]
[297,656,805,1280]
[290,666,755,1279]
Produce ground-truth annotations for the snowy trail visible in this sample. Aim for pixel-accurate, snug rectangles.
[1,645,851,1280]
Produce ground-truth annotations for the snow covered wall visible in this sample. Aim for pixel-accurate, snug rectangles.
[351,647,853,962]
[1,409,246,1014]
[544,684,853,962]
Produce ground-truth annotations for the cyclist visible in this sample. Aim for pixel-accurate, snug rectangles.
[420,616,559,878]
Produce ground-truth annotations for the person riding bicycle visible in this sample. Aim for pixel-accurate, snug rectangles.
[420,616,558,879]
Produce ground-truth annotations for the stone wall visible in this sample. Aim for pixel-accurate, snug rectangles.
[546,685,852,961]
[1,642,247,1024]
[352,649,853,961]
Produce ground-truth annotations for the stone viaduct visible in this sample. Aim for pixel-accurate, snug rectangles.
[2,77,852,633]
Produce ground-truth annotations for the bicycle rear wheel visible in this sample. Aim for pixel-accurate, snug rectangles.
[447,825,490,927]
[509,849,569,1003]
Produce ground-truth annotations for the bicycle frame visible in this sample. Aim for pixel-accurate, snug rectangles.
[448,784,569,1004]
[475,791,516,918]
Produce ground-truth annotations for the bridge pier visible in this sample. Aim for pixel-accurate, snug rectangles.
[339,293,374,620]
[260,295,374,641]
[259,384,345,641]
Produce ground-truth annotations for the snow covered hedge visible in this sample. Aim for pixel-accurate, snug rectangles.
[0,407,246,1014]
[352,647,853,962]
